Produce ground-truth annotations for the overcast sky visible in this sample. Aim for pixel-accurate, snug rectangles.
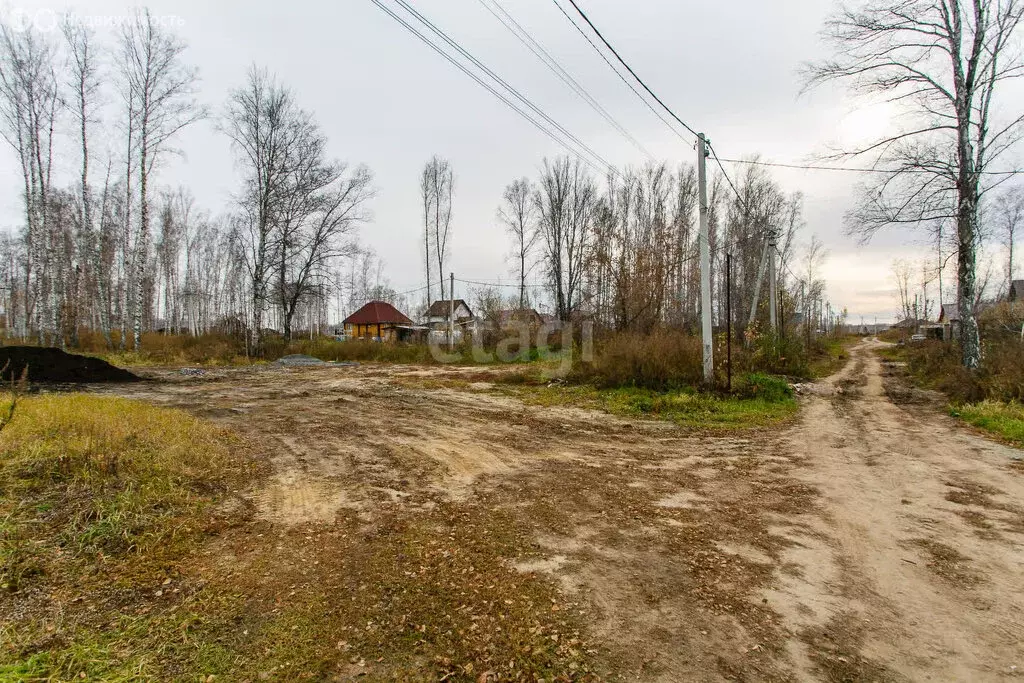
[5,0,1014,323]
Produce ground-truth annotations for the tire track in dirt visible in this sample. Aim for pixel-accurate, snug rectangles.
[770,339,1024,681]
[95,348,1023,681]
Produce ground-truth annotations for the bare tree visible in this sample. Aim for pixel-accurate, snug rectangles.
[118,8,203,348]
[994,189,1023,293]
[499,177,538,309]
[536,157,596,320]
[223,66,297,353]
[421,156,453,302]
[275,148,373,342]
[805,0,1024,368]
[63,16,112,347]
[0,24,60,342]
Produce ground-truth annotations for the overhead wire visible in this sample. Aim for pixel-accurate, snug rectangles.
[559,0,700,141]
[387,0,618,177]
[549,0,692,146]
[714,156,1023,176]
[368,0,614,178]
[477,0,653,160]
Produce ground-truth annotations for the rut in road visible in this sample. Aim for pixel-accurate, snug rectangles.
[99,341,1023,681]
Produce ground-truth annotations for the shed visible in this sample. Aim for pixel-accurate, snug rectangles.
[1009,280,1024,302]
[343,301,414,342]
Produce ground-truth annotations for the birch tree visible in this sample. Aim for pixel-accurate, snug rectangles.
[995,190,1022,293]
[63,17,112,347]
[806,0,1024,368]
[0,24,60,342]
[499,177,538,309]
[223,66,298,354]
[536,157,596,321]
[421,156,453,301]
[118,8,203,349]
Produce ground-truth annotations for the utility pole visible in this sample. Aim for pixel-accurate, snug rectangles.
[697,133,713,384]
[726,252,732,393]
[449,272,455,353]
[768,235,778,333]
[747,240,770,332]
[802,280,811,349]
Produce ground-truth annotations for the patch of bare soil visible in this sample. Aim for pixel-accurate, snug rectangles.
[93,339,1024,681]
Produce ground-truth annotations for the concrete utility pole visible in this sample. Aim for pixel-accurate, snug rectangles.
[768,235,778,332]
[449,272,455,352]
[697,133,713,384]
[747,240,770,331]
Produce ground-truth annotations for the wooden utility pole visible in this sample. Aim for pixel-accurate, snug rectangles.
[449,272,455,353]
[697,133,713,384]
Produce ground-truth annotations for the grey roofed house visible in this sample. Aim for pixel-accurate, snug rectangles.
[893,317,924,329]
[1009,279,1024,302]
[424,299,474,322]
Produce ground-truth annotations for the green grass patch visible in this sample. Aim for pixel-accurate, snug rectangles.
[807,335,858,379]
[503,372,797,430]
[953,401,1024,446]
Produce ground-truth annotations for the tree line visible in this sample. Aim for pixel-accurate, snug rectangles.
[0,11,375,354]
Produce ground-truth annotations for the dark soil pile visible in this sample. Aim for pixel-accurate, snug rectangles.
[0,346,140,383]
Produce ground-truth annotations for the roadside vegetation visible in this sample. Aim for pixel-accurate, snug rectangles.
[490,329,856,431]
[878,303,1024,446]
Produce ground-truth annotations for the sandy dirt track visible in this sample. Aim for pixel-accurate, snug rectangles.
[103,339,1023,681]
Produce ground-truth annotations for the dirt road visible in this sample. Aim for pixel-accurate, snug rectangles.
[105,339,1023,680]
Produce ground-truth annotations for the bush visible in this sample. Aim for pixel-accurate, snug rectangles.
[740,329,812,379]
[569,330,702,390]
[902,340,985,403]
[738,372,794,403]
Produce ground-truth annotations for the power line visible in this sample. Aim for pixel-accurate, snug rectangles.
[550,0,691,146]
[456,277,548,290]
[369,0,613,178]
[715,156,1023,177]
[559,0,700,141]
[388,0,617,177]
[707,143,749,213]
[478,0,652,160]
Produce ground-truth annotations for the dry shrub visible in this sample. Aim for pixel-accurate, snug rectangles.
[979,340,1024,402]
[570,330,702,390]
[904,340,984,403]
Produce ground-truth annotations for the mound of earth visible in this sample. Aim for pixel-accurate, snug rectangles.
[0,346,140,383]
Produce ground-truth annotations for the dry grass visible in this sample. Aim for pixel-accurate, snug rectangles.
[0,393,597,681]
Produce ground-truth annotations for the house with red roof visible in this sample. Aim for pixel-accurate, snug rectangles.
[342,301,415,342]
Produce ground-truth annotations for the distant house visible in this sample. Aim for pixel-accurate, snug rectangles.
[893,317,925,330]
[343,301,415,342]
[1008,279,1024,302]
[496,308,544,328]
[425,299,474,328]
[938,303,959,325]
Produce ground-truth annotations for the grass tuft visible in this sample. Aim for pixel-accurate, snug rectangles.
[954,400,1024,446]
